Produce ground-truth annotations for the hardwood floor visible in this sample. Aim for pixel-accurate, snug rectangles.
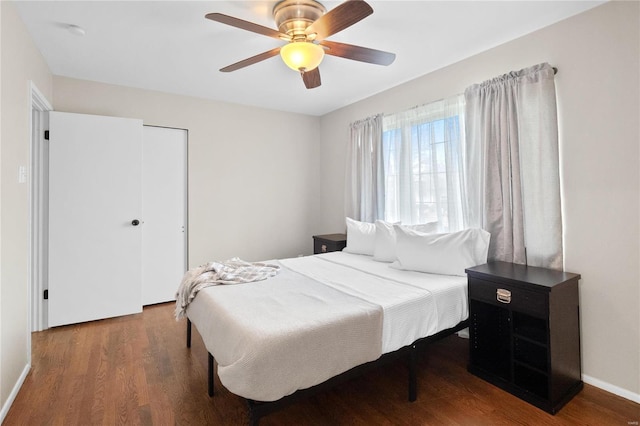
[5,303,639,425]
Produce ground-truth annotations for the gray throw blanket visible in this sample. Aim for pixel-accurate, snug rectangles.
[175,257,280,319]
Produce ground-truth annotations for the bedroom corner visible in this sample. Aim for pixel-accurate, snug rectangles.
[0,0,53,421]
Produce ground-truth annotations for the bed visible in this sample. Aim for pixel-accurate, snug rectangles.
[182,225,489,424]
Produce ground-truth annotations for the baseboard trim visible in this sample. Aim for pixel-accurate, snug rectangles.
[583,374,640,404]
[0,363,30,423]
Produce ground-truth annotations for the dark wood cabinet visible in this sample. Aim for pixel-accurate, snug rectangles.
[465,261,582,414]
[312,233,347,254]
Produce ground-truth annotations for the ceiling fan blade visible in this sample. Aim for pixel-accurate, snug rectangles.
[302,68,321,89]
[206,13,290,41]
[305,0,373,41]
[320,40,396,66]
[220,47,282,72]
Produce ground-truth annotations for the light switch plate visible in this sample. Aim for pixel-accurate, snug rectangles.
[18,166,27,183]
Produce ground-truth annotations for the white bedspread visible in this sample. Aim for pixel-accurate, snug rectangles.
[175,257,281,319]
[186,252,468,402]
[318,251,469,346]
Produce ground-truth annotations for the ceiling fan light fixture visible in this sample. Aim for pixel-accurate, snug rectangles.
[206,0,393,89]
[280,42,324,72]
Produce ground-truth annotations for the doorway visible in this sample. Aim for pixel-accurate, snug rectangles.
[29,82,52,333]
[30,107,188,330]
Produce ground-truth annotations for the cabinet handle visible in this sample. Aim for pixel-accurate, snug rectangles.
[497,288,511,304]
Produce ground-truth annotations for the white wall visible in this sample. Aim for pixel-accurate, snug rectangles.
[0,0,53,417]
[53,77,322,266]
[319,1,639,400]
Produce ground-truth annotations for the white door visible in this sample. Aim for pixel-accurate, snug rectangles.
[48,111,143,327]
[142,126,187,305]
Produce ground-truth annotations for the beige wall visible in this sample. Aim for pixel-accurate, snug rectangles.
[1,0,638,418]
[2,1,322,415]
[0,0,53,415]
[0,0,3,414]
[319,1,639,399]
[53,77,322,266]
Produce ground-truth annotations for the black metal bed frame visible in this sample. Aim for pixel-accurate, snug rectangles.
[186,318,468,425]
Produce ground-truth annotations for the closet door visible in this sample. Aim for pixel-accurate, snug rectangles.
[142,126,187,305]
[48,111,143,327]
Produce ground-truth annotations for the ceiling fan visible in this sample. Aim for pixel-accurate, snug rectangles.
[205,0,396,89]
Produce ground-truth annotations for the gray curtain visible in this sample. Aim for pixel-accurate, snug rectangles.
[344,114,384,222]
[464,63,563,269]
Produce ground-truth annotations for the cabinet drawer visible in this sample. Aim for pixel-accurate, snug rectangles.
[313,234,347,254]
[469,278,548,318]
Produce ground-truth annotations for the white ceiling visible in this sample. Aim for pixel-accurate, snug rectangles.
[14,0,604,116]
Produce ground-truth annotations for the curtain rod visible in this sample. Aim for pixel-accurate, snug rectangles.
[380,65,558,120]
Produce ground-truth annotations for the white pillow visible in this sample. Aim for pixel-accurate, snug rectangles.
[372,221,396,261]
[391,227,491,276]
[343,217,376,256]
[373,221,439,262]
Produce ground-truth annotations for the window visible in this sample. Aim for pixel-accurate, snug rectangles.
[381,95,466,232]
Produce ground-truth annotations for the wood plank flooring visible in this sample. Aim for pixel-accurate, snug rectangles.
[5,303,639,425]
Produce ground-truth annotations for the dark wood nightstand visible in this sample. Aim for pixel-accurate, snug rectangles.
[465,261,582,414]
[312,233,347,254]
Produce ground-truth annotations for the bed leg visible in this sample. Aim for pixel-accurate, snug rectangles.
[248,405,260,426]
[186,319,192,348]
[208,352,215,397]
[408,344,417,402]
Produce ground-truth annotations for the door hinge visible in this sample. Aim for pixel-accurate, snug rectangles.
[43,289,48,300]
[44,130,50,140]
